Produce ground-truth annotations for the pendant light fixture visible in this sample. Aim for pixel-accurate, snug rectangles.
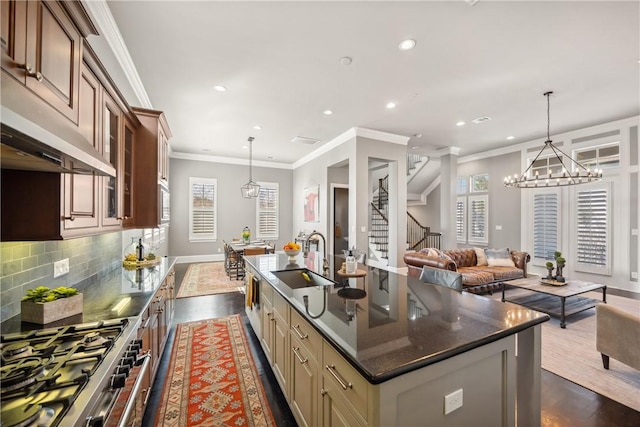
[241,136,261,198]
[504,91,602,188]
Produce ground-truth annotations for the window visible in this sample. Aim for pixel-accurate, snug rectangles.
[575,182,611,275]
[468,195,488,244]
[456,197,467,243]
[457,177,468,195]
[189,177,217,241]
[471,173,489,192]
[575,143,620,170]
[532,192,559,261]
[529,155,564,178]
[256,182,278,240]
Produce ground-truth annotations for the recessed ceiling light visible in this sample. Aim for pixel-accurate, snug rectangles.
[339,56,352,66]
[213,85,227,92]
[506,136,515,140]
[413,133,423,138]
[399,39,416,51]
[253,125,262,130]
[323,110,333,115]
[471,116,491,124]
[411,145,420,149]
[456,121,466,127]
[386,102,397,109]
[242,145,248,150]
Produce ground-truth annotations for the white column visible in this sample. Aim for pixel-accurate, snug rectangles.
[439,147,461,249]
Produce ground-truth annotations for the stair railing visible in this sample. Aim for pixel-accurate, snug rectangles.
[378,176,389,210]
[407,212,441,251]
[406,153,423,175]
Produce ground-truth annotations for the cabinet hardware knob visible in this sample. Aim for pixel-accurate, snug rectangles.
[62,216,76,221]
[18,63,42,81]
[325,364,352,390]
[320,389,327,396]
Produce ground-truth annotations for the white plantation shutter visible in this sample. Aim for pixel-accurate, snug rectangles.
[256,182,278,239]
[189,177,217,241]
[456,197,466,243]
[575,183,611,274]
[533,192,559,261]
[468,195,488,244]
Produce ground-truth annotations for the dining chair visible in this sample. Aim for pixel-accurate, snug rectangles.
[225,244,244,280]
[243,247,267,256]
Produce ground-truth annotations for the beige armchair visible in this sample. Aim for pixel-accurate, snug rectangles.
[596,304,640,371]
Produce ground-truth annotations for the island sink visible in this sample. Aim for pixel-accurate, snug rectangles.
[270,268,336,289]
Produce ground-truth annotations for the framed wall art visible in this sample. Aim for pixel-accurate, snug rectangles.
[304,185,319,222]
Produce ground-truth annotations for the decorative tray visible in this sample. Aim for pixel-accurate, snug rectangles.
[122,258,161,270]
[540,279,567,287]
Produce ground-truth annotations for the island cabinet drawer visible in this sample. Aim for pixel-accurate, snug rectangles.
[290,309,321,362]
[322,342,370,423]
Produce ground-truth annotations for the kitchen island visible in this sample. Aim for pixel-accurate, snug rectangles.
[244,252,549,427]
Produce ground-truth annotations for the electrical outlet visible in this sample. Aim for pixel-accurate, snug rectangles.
[54,258,69,278]
[444,388,463,415]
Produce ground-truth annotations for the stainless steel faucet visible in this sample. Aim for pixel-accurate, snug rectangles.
[303,231,330,276]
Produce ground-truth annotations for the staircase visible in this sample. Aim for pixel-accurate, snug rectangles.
[368,165,441,265]
[370,178,390,263]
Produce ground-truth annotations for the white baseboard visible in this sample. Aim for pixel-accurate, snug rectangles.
[175,254,224,264]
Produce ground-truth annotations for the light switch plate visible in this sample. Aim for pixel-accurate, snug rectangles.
[54,258,69,278]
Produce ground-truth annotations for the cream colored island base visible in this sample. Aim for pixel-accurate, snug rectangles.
[245,265,541,427]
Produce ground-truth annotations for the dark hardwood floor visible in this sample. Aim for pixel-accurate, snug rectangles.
[143,262,640,426]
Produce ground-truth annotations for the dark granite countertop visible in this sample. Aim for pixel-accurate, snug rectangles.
[245,252,549,384]
[1,257,177,334]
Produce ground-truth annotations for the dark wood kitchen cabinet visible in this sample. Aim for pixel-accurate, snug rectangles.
[1,0,97,123]
[136,266,175,413]
[131,107,173,227]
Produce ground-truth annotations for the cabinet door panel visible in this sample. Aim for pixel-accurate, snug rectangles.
[102,94,122,227]
[26,0,81,122]
[272,314,288,393]
[1,0,28,82]
[62,171,99,231]
[290,342,317,427]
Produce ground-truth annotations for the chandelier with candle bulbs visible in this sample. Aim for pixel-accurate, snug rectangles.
[504,91,602,188]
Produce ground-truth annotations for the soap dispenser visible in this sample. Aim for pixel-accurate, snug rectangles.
[345,247,357,274]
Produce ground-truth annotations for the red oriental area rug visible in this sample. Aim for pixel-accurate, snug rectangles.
[156,315,276,426]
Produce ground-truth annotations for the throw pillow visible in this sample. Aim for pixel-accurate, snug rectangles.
[419,247,440,258]
[484,248,515,267]
[474,247,488,266]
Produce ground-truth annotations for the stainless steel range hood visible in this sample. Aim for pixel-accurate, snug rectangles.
[1,105,116,176]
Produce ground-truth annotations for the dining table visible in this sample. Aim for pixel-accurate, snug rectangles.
[225,241,275,278]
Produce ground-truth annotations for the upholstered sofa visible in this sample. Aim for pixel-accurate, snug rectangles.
[404,247,530,294]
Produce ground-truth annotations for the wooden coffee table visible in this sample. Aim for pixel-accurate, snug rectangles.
[502,277,607,328]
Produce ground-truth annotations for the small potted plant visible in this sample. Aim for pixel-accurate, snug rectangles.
[21,286,83,324]
[545,261,555,279]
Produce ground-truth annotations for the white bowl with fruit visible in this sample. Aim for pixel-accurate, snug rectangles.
[283,242,301,261]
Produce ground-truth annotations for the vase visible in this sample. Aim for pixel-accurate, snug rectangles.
[21,293,83,324]
[555,262,565,282]
[546,267,555,280]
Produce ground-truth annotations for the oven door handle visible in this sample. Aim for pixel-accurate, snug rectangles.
[117,352,151,427]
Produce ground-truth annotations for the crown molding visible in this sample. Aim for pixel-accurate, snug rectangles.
[354,127,410,145]
[437,146,462,156]
[171,151,292,170]
[82,0,152,109]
